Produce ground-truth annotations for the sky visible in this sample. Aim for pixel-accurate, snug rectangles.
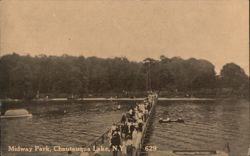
[0,0,249,75]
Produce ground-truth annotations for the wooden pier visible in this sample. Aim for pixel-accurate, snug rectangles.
[80,93,158,156]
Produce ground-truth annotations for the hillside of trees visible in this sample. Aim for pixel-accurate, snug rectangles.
[0,53,249,99]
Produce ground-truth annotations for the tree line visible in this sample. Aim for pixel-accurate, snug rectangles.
[0,53,248,99]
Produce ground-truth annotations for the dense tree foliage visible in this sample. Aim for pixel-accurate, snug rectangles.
[218,63,249,97]
[220,63,248,89]
[0,53,248,99]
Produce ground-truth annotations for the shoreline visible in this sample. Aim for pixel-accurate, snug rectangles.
[1,97,245,102]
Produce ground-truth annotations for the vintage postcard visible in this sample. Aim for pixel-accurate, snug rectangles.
[0,0,249,156]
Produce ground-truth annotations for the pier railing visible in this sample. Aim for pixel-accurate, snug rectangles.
[135,95,158,156]
[86,122,119,148]
[87,129,110,148]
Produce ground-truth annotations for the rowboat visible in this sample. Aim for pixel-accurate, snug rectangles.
[159,118,184,123]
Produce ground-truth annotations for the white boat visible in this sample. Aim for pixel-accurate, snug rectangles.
[1,109,32,118]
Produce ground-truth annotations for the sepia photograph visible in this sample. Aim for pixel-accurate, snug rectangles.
[0,0,249,156]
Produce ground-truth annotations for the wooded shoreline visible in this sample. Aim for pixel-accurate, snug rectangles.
[0,54,249,100]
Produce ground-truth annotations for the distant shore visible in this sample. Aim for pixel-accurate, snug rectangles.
[1,97,242,102]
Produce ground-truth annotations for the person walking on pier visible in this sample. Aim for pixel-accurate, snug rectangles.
[121,122,129,139]
[144,109,149,121]
[121,114,126,124]
[129,124,136,139]
[138,118,143,132]
[111,131,121,156]
[111,123,117,136]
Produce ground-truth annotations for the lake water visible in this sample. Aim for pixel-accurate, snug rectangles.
[1,100,249,156]
[145,100,249,156]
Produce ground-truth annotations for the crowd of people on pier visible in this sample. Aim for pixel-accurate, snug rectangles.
[108,95,155,153]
